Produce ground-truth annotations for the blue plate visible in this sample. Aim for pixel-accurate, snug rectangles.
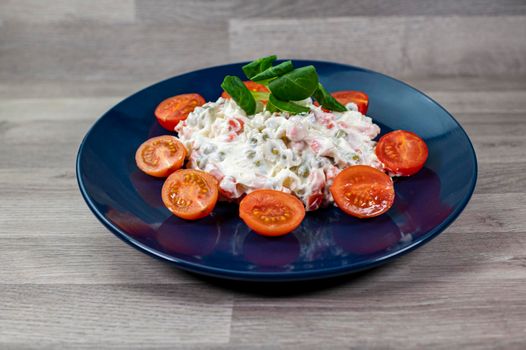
[77,60,477,281]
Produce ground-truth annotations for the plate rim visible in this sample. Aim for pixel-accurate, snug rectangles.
[76,59,478,282]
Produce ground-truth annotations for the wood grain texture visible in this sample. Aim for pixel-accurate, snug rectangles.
[230,279,526,349]
[0,0,135,23]
[136,0,526,20]
[229,16,526,76]
[0,21,230,82]
[1,1,526,348]
[0,284,233,348]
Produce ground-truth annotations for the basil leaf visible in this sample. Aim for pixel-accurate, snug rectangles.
[313,83,347,112]
[268,65,319,101]
[251,61,294,81]
[242,55,277,79]
[253,78,275,87]
[266,98,279,113]
[221,75,256,115]
[268,94,310,115]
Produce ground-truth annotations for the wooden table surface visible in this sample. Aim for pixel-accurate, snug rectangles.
[1,1,526,349]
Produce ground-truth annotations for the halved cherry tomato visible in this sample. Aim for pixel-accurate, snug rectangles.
[375,130,428,176]
[162,169,219,220]
[155,93,205,131]
[221,81,269,102]
[135,135,186,178]
[313,91,368,114]
[239,190,305,236]
[330,165,395,219]
[332,91,369,114]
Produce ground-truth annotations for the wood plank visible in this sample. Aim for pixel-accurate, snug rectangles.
[476,162,526,194]
[0,80,151,99]
[469,135,526,163]
[454,113,526,124]
[229,16,526,76]
[230,279,526,349]
[136,0,526,21]
[405,76,526,93]
[429,92,526,114]
[0,233,201,284]
[0,0,135,23]
[0,284,233,347]
[449,193,526,233]
[0,194,115,236]
[0,97,121,121]
[0,21,230,82]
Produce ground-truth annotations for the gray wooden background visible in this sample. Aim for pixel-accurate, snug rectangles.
[1,1,526,349]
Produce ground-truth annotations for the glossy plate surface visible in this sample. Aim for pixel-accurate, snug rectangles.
[77,60,477,281]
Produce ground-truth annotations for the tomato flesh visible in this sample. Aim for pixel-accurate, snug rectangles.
[155,93,205,131]
[375,130,428,176]
[162,169,219,220]
[239,190,305,236]
[332,91,369,114]
[135,135,186,178]
[330,165,395,219]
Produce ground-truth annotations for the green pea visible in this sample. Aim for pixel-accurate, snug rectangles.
[335,130,347,138]
[299,167,310,178]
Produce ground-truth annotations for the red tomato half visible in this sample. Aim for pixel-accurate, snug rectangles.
[375,130,428,176]
[239,190,305,236]
[135,135,186,178]
[332,91,369,114]
[161,169,219,220]
[155,93,205,131]
[330,165,395,219]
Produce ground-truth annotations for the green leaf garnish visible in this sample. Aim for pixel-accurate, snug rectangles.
[313,83,347,112]
[268,94,310,115]
[242,55,277,79]
[268,65,319,101]
[266,97,279,113]
[224,56,351,116]
[251,61,294,82]
[221,75,256,115]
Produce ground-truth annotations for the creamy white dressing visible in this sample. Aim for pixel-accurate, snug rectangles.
[175,98,381,211]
